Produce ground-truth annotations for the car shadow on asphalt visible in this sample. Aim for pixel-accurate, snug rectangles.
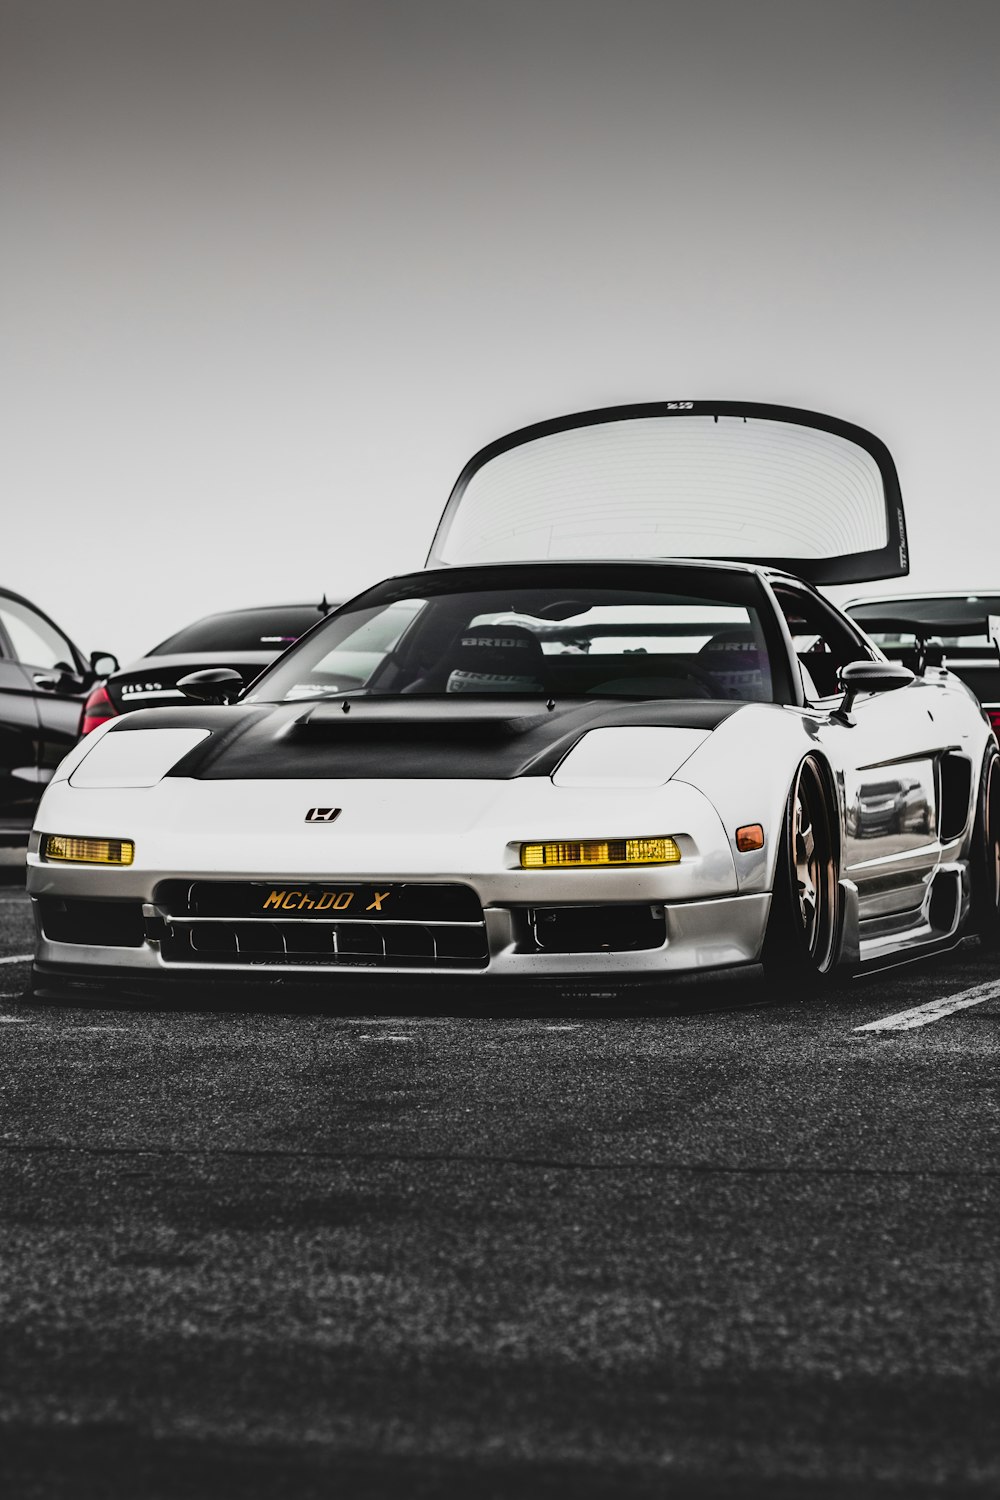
[19,961,805,1023]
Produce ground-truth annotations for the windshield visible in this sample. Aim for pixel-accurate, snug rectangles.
[246,567,781,705]
[151,606,330,654]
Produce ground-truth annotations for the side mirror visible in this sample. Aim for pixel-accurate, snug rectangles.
[833,660,914,725]
[90,651,119,677]
[177,667,244,704]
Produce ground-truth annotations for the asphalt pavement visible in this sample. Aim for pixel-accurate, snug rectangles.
[1,851,998,1498]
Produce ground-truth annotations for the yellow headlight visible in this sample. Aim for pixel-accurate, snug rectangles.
[520,836,680,869]
[41,835,135,866]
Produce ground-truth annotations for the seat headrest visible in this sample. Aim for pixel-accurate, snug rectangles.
[697,628,767,700]
[445,623,545,694]
[698,627,759,654]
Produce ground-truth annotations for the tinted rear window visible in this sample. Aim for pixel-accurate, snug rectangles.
[151,607,329,654]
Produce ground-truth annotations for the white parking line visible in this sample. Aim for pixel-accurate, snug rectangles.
[855,977,1000,1033]
[0,953,31,966]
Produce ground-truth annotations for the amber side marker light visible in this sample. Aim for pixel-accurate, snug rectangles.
[42,835,135,866]
[520,837,681,869]
[735,824,765,853]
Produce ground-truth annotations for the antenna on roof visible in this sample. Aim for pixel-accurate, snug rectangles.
[319,593,331,614]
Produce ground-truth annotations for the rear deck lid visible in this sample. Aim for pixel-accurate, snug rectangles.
[427,401,907,586]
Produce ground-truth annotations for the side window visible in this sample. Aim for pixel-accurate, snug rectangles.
[774,588,869,701]
[0,600,76,673]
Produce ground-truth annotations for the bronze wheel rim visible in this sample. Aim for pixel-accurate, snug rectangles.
[792,759,837,969]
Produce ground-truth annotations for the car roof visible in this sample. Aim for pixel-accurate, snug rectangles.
[378,556,770,589]
[187,603,330,618]
[846,590,999,604]
[0,584,84,648]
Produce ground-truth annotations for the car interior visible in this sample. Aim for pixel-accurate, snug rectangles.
[770,585,869,702]
[274,595,779,703]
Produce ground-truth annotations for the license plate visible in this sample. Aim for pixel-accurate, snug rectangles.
[261,885,394,916]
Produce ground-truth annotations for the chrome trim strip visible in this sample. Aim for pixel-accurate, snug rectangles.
[848,841,941,872]
[160,913,485,928]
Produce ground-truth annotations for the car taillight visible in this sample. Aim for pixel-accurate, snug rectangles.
[80,682,118,735]
[988,708,1000,736]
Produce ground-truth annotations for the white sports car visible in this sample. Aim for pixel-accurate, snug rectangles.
[27,403,1000,1000]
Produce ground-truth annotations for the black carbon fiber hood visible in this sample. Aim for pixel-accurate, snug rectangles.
[111,697,743,780]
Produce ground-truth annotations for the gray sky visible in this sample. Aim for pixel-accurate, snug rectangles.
[3,0,998,663]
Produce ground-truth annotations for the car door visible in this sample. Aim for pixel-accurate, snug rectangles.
[771,583,945,927]
[0,624,44,837]
[0,596,89,785]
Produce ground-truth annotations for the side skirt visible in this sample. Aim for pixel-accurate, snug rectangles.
[834,878,860,974]
[857,862,971,972]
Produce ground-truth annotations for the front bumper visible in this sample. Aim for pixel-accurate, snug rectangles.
[30,890,771,995]
[27,774,770,990]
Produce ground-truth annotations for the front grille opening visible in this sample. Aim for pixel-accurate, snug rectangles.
[163,920,488,968]
[234,923,286,955]
[336,924,383,958]
[437,926,491,960]
[531,903,666,953]
[285,925,334,956]
[190,926,238,954]
[383,925,435,960]
[153,881,489,970]
[39,897,145,948]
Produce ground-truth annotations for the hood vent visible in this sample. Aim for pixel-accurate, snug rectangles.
[293,699,555,739]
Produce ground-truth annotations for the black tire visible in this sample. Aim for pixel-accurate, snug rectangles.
[761,755,840,988]
[969,742,1000,948]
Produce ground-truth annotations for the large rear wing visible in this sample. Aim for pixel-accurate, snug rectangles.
[853,614,1000,673]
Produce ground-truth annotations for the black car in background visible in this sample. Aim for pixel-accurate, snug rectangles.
[1,587,117,843]
[80,603,335,734]
[846,591,1000,735]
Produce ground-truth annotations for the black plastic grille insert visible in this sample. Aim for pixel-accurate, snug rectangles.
[154,881,488,969]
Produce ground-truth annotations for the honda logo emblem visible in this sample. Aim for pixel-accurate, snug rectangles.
[304,807,342,823]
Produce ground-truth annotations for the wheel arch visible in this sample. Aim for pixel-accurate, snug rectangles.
[673,705,845,896]
[760,747,845,983]
[798,750,843,872]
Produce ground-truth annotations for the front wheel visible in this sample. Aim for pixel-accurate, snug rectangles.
[761,755,840,989]
[969,743,1000,948]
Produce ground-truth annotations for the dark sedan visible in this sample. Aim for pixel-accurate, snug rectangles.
[80,603,335,734]
[846,592,1000,735]
[1,587,117,843]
